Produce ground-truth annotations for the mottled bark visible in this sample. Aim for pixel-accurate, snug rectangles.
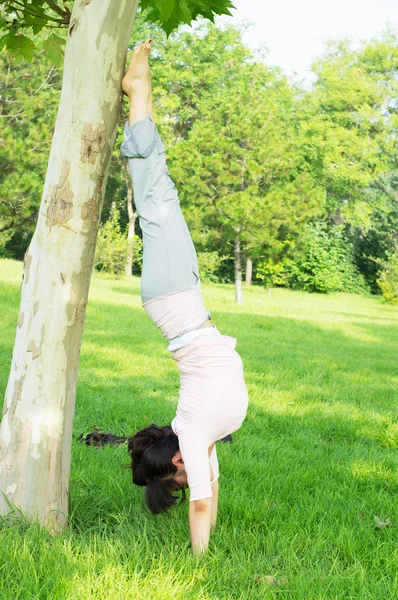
[0,0,139,530]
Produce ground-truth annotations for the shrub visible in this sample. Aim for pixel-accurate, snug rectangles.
[0,231,13,258]
[377,250,398,304]
[127,233,143,275]
[291,222,369,294]
[197,251,226,283]
[95,207,127,276]
[256,258,294,288]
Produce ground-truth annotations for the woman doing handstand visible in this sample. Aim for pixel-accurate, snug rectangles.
[120,39,249,555]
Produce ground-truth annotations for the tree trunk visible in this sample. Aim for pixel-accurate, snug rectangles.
[123,159,137,276]
[234,237,243,305]
[0,0,139,531]
[245,257,252,286]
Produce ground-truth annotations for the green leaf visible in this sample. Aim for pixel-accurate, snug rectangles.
[24,19,47,35]
[18,33,36,62]
[42,33,65,68]
[177,0,193,22]
[1,31,19,52]
[160,20,175,38]
[157,0,176,22]
[23,11,48,31]
[140,0,156,14]
[190,0,235,20]
[32,22,46,35]
[141,0,235,36]
[1,31,36,63]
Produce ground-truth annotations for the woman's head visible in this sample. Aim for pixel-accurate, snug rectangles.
[127,424,186,514]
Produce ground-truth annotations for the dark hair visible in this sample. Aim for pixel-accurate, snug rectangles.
[127,424,186,514]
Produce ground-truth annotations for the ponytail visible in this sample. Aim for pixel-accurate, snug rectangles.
[127,424,186,514]
[145,478,186,515]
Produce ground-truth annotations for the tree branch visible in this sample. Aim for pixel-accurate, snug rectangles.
[0,161,12,171]
[11,0,68,25]
[44,0,71,23]
[32,66,57,96]
[374,180,398,202]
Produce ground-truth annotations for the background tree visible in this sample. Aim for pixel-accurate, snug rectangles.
[166,29,325,303]
[297,32,398,292]
[1,22,397,298]
[0,42,62,256]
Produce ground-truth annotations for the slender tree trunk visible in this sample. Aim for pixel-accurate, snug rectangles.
[0,0,139,530]
[235,158,246,304]
[234,237,243,305]
[123,159,137,276]
[245,257,252,286]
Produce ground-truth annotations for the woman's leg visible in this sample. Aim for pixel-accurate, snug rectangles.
[121,42,201,305]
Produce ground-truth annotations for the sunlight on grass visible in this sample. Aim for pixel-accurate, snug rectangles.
[1,258,398,599]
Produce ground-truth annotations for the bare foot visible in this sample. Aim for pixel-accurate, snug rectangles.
[122,39,152,98]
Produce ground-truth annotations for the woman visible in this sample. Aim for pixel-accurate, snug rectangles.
[120,39,249,555]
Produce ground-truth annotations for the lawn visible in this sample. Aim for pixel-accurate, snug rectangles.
[0,257,398,599]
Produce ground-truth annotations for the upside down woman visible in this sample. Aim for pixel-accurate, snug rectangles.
[120,39,249,555]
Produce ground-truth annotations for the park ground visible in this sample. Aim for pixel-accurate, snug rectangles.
[0,258,398,599]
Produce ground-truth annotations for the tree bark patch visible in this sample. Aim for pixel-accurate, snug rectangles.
[46,160,74,229]
[27,340,41,360]
[18,313,24,328]
[11,375,26,419]
[81,198,100,224]
[24,252,33,285]
[81,124,107,165]
[74,297,86,323]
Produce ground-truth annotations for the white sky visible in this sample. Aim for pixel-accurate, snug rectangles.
[222,0,398,81]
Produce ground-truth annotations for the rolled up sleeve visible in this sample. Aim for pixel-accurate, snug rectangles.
[120,116,158,158]
[178,431,215,502]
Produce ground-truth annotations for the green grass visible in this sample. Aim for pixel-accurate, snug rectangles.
[1,257,398,599]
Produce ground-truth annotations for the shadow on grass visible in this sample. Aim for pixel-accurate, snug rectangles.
[317,309,398,323]
[1,277,398,547]
[59,291,398,534]
[110,285,141,297]
[82,295,398,413]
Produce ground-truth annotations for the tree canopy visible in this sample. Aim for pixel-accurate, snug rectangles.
[1,8,397,299]
[0,0,235,65]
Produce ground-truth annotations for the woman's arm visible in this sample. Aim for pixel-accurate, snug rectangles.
[178,435,218,554]
[189,498,212,556]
